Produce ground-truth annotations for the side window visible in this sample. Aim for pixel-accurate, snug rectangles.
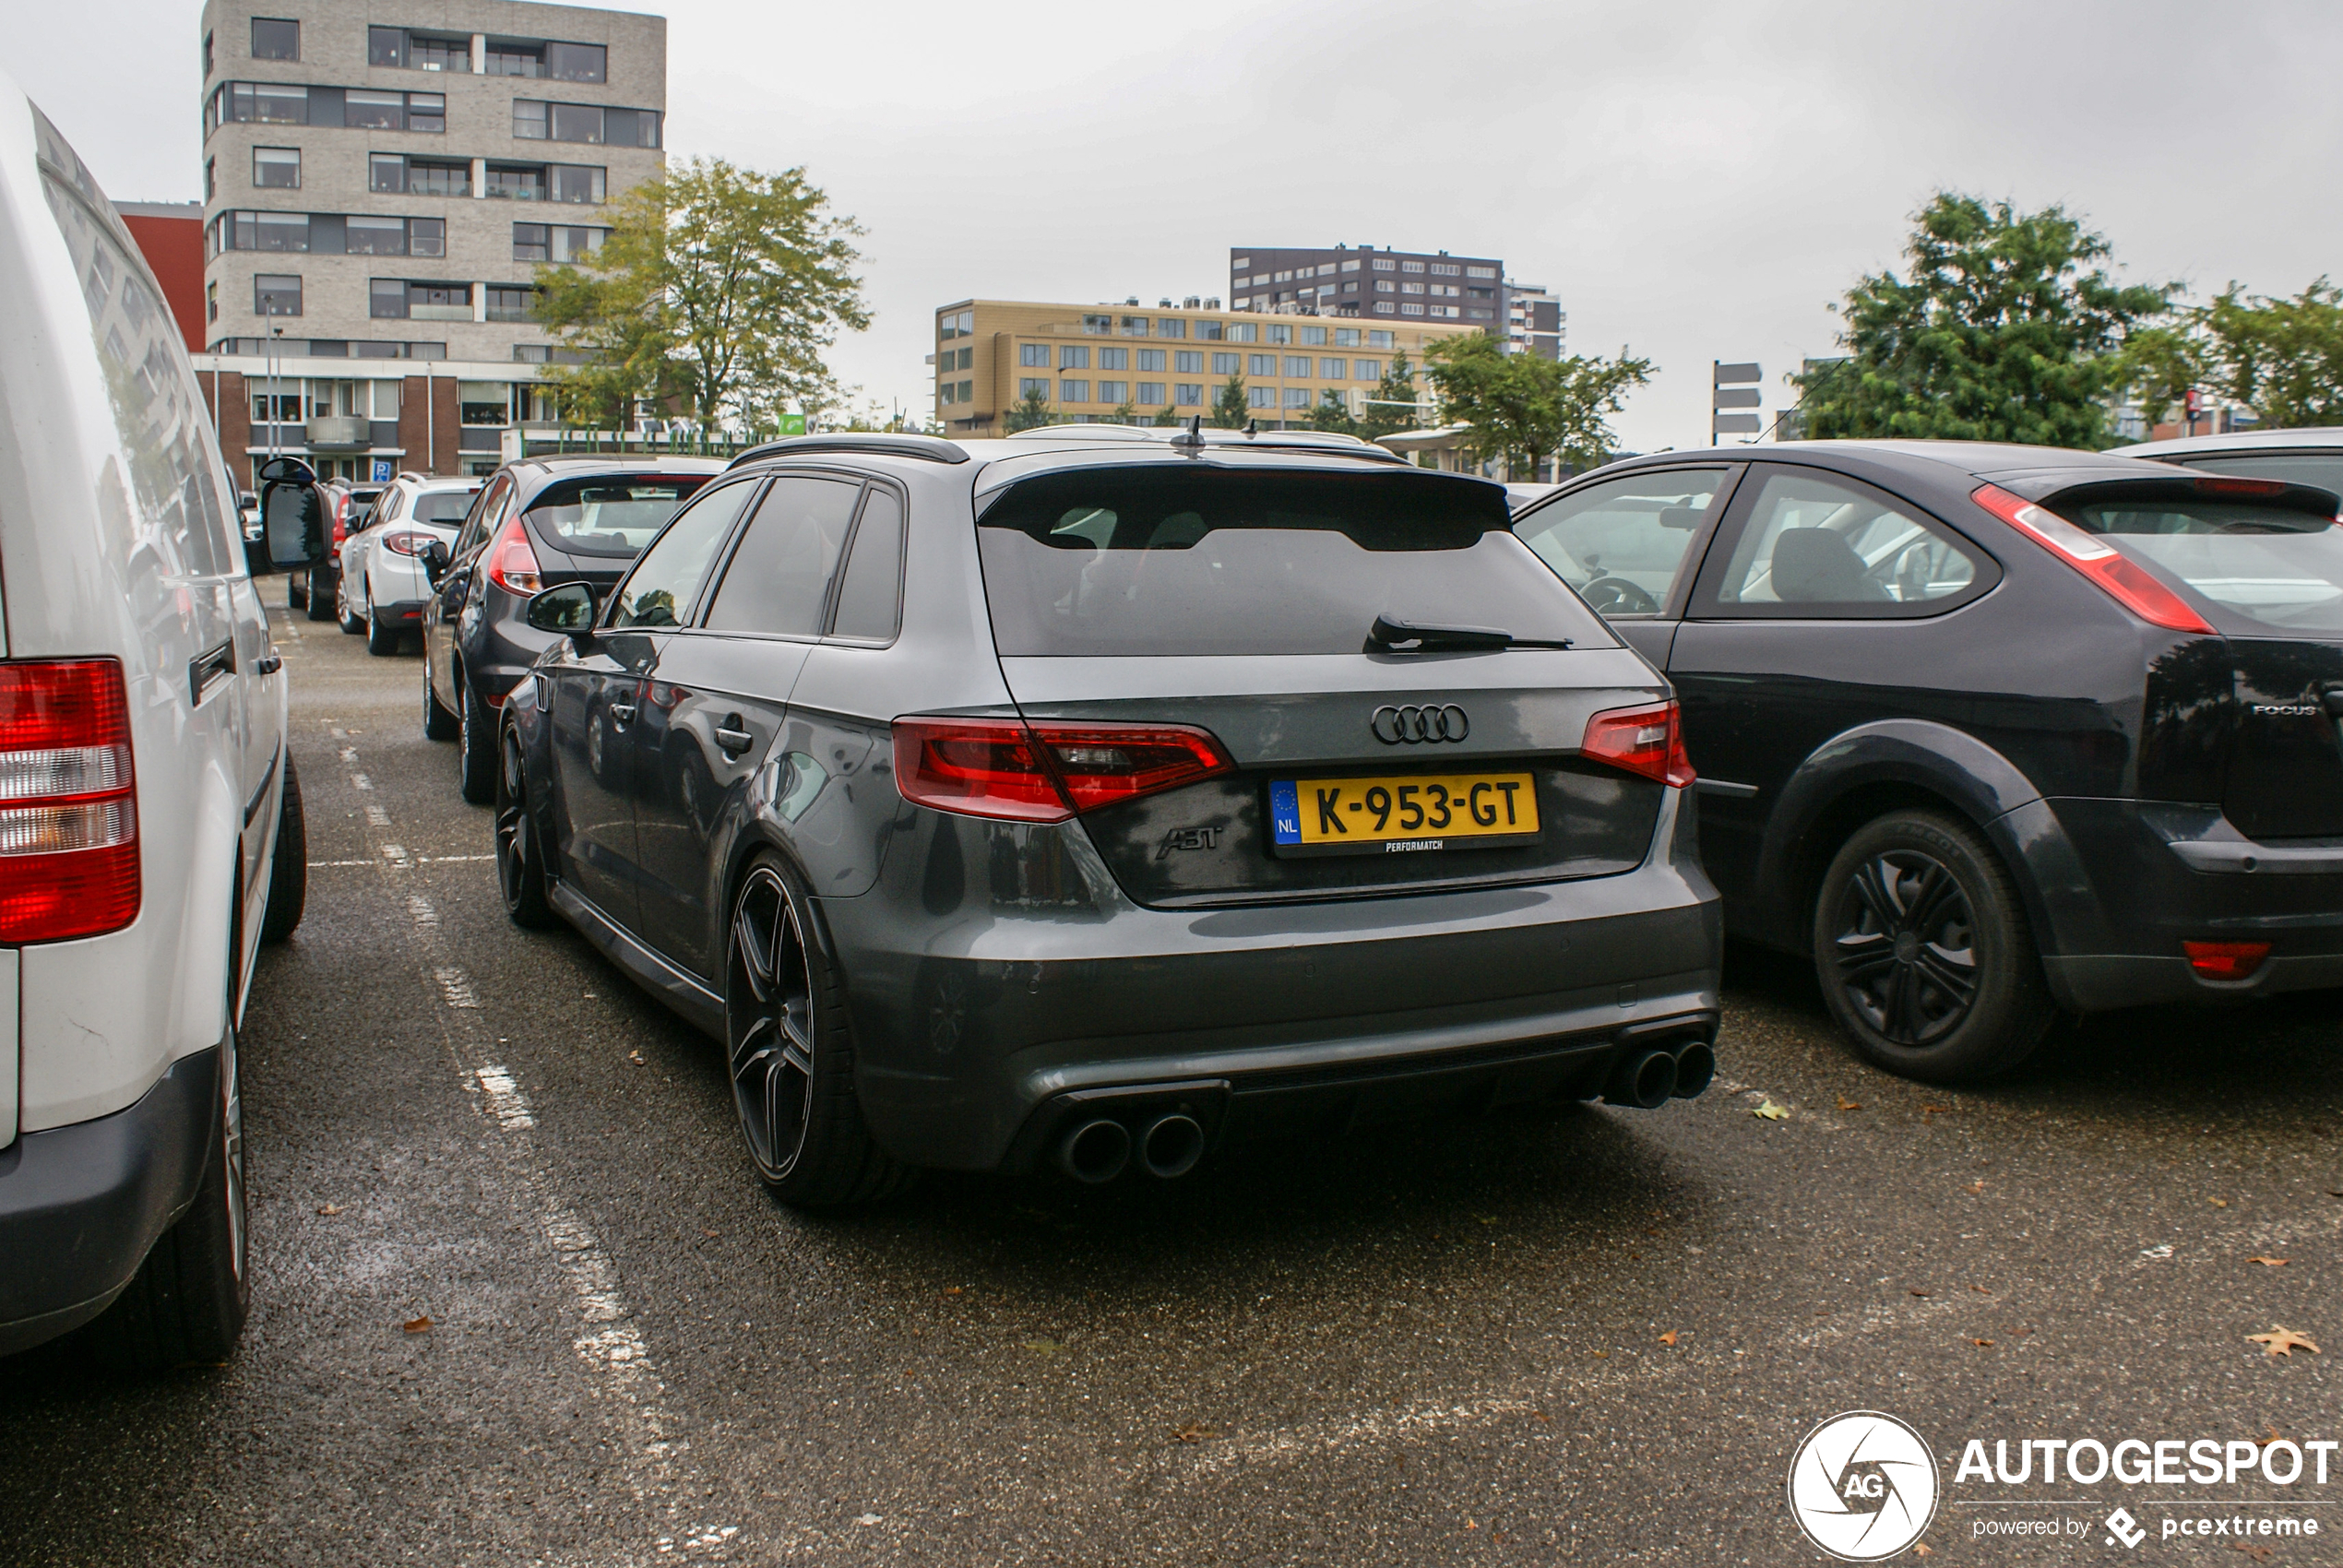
[1697,468,1995,619]
[456,474,509,558]
[829,488,904,641]
[1511,467,1730,617]
[378,487,406,522]
[609,479,759,629]
[703,477,863,637]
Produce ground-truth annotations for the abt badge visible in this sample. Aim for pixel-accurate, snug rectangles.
[1155,826,1224,860]
[1787,1411,1940,1562]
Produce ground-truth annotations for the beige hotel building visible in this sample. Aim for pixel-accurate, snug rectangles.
[930,298,1481,436]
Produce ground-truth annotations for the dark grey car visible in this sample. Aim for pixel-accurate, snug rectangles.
[494,428,1722,1205]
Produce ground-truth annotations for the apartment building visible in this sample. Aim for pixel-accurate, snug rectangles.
[1225,244,1506,331]
[931,298,1479,436]
[192,0,665,479]
[1506,282,1565,362]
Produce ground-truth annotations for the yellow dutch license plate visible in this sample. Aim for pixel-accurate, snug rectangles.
[1267,772,1540,857]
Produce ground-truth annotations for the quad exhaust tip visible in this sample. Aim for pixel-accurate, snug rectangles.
[1605,1047,1678,1110]
[1057,1111,1208,1182]
[1139,1113,1205,1179]
[1671,1041,1717,1099]
[1059,1118,1131,1183]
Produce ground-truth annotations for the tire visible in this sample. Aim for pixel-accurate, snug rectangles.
[259,754,305,943]
[494,721,554,930]
[337,572,364,635]
[458,673,496,804]
[1812,809,2052,1083]
[84,1005,251,1370]
[723,856,910,1207]
[422,654,459,741]
[303,564,333,623]
[287,571,305,611]
[366,606,400,657]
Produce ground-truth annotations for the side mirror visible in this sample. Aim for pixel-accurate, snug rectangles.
[262,481,327,568]
[420,539,452,586]
[526,582,597,645]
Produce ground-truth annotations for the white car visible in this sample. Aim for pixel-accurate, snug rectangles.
[337,474,482,654]
[0,82,304,1367]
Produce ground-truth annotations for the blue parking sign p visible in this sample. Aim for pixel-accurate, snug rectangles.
[371,458,393,481]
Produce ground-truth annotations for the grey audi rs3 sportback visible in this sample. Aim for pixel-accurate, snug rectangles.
[494,426,1722,1205]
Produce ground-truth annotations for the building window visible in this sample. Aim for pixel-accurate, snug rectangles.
[553,102,602,142]
[409,218,446,256]
[1195,320,1224,341]
[1247,386,1275,409]
[1081,314,1111,335]
[1431,263,1460,276]
[938,309,973,339]
[1334,328,1361,348]
[1136,382,1164,405]
[344,90,405,129]
[1301,326,1326,346]
[1231,256,1249,270]
[206,281,218,323]
[1373,258,1396,271]
[1341,282,1358,294]
[1136,348,1165,373]
[369,153,405,193]
[1267,324,1291,345]
[485,286,535,323]
[1157,318,1185,339]
[344,215,408,255]
[1354,360,1382,380]
[202,30,214,77]
[1283,356,1309,378]
[1092,380,1124,404]
[1468,309,1493,321]
[549,165,605,204]
[1018,376,1049,399]
[1340,259,1361,274]
[458,382,509,424]
[1369,330,1395,349]
[1019,343,1049,368]
[409,159,470,197]
[1211,352,1238,375]
[254,274,302,316]
[250,17,298,60]
[1058,345,1088,370]
[245,146,298,189]
[484,39,543,76]
[373,28,470,72]
[545,42,606,82]
[1374,303,1395,315]
[1228,323,1256,343]
[1172,350,1203,374]
[1401,260,1425,274]
[1246,354,1273,377]
[224,210,312,252]
[1272,270,1291,284]
[1118,315,1148,337]
[513,222,601,262]
[485,163,546,201]
[1467,266,1497,279]
[513,100,548,138]
[1173,383,1203,406]
[1098,347,1127,371]
[1058,379,1089,403]
[1320,358,1346,378]
[1283,387,1311,410]
[1401,303,1424,316]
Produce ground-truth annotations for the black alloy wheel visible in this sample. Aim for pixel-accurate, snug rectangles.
[458,676,495,804]
[1814,810,2052,1083]
[494,724,553,928]
[336,574,364,635]
[303,564,333,622]
[422,655,459,741]
[723,858,908,1206]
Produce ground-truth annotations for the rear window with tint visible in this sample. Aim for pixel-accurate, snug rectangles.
[412,489,478,525]
[2166,452,2343,495]
[2057,495,2343,632]
[977,467,1612,657]
[524,475,710,556]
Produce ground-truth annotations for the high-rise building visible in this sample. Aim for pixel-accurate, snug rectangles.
[192,0,666,480]
[1505,283,1565,361]
[1225,244,1506,331]
[930,297,1479,436]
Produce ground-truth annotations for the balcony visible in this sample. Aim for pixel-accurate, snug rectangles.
[305,415,370,449]
[408,303,473,323]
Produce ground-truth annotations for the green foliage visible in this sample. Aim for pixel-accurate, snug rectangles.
[2110,326,2206,430]
[1003,386,1055,434]
[2195,279,2343,429]
[1305,390,1359,434]
[1150,404,1181,426]
[534,157,869,430]
[1359,348,1419,440]
[1423,334,1654,475]
[1211,374,1248,429]
[1111,398,1140,425]
[1790,191,2177,449]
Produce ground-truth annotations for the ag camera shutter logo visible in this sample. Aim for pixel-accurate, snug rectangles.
[1788,1411,1941,1561]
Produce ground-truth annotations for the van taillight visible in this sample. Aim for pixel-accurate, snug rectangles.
[1970,483,2217,635]
[485,514,542,595]
[0,659,138,942]
[893,717,1234,822]
[1581,700,1695,789]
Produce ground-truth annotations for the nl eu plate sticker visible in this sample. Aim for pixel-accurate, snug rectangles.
[1268,780,1302,846]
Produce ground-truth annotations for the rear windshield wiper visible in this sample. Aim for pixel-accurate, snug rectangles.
[1366,614,1574,654]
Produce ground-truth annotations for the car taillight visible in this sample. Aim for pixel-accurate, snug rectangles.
[892,717,1235,823]
[1581,700,1694,789]
[484,513,542,595]
[2184,940,2269,980]
[0,659,138,943]
[1970,483,2216,635]
[382,529,435,556]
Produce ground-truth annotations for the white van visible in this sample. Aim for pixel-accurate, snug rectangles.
[0,85,305,1365]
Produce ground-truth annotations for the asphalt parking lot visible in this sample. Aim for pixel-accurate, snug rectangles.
[3,609,2340,1566]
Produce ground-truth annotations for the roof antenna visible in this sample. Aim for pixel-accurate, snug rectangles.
[1243,419,1258,438]
[1172,413,1204,454]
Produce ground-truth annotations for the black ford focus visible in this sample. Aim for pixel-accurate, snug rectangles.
[1507,440,2343,1082]
[494,428,1722,1204]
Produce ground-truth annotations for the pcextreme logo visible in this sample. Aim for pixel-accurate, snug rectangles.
[1788,1411,1942,1562]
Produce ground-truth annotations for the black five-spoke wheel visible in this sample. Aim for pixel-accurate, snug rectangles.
[495,725,552,928]
[1813,810,2052,1082]
[728,865,817,1185]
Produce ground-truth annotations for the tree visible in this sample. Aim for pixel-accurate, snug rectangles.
[1111,398,1140,424]
[1003,386,1055,433]
[1423,334,1654,476]
[2195,279,2343,429]
[534,157,870,430]
[1307,390,1359,434]
[1790,191,2176,449]
[1151,404,1181,427]
[1211,374,1248,428]
[1359,348,1420,439]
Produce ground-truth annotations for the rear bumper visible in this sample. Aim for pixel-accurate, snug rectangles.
[0,1048,217,1357]
[2031,799,2343,1012]
[373,597,429,626]
[822,787,1722,1170]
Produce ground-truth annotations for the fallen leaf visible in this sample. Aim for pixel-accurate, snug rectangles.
[316,1203,343,1217]
[2249,1256,2289,1267]
[403,1315,433,1335]
[1971,1338,1995,1348]
[942,1286,963,1295]
[2233,1543,2275,1562]
[1590,1349,1609,1359]
[1530,1410,1551,1422]
[628,1050,647,1066]
[854,1514,881,1527]
[1465,1518,1479,1530]
[1659,1330,1679,1346]
[1913,1546,1933,1559]
[2210,1197,2230,1208]
[2248,1325,2319,1358]
[2258,1428,2284,1447]
[1971,1284,1993,1293]
[1967,1181,1986,1194]
[1021,1337,1061,1355]
[1909,1289,1932,1299]
[1837,1097,1862,1111]
[1172,1421,1217,1443]
[1921,1104,1951,1115]
[2013,1325,2032,1336]
[1753,1100,1789,1121]
[701,1229,720,1240]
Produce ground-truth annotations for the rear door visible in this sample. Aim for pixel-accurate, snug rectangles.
[1508,464,1741,669]
[975,463,1668,909]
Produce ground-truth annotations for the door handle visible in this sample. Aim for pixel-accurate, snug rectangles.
[608,702,637,728]
[715,724,754,756]
[254,653,283,676]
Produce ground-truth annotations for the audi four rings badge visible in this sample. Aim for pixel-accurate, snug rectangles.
[1371,705,1470,744]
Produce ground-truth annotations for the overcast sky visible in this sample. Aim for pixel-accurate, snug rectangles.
[18,0,2343,451]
